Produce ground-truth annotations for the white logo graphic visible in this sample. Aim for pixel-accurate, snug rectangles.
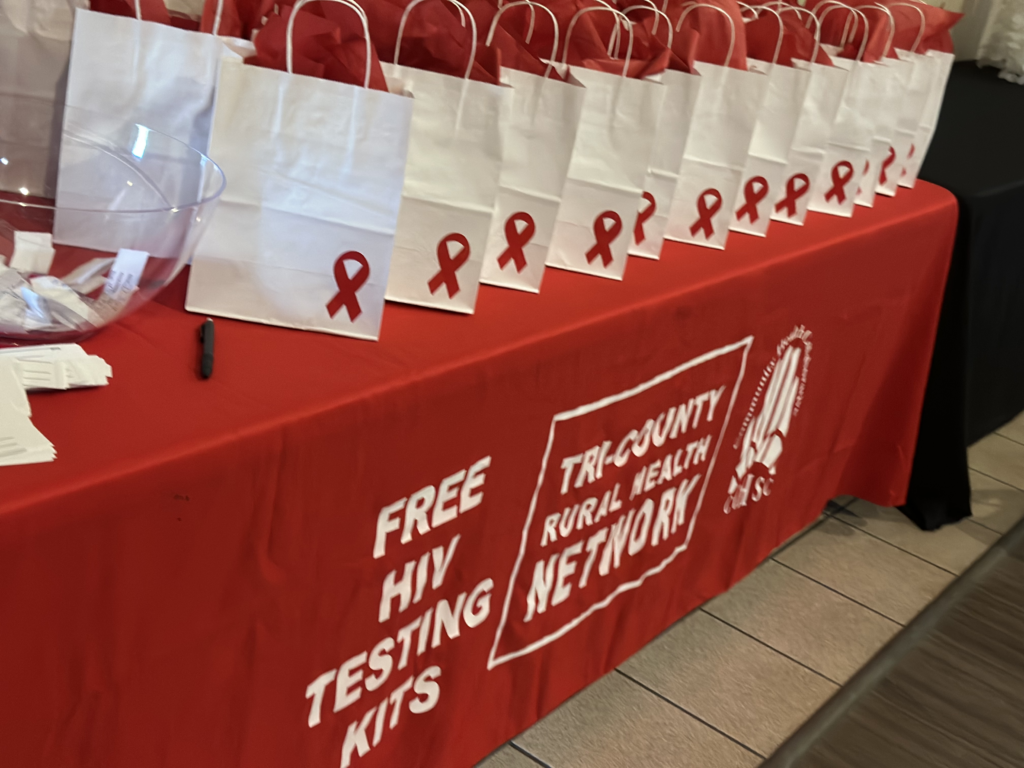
[725,326,811,513]
[487,337,753,668]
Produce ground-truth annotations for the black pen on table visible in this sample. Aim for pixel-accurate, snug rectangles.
[199,317,215,379]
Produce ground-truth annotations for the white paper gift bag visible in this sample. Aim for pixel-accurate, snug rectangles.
[880,47,936,195]
[850,5,905,208]
[479,2,585,293]
[855,63,905,205]
[770,9,848,227]
[899,48,953,188]
[55,1,248,252]
[626,7,702,260]
[730,7,810,238]
[383,0,509,313]
[877,6,936,195]
[0,0,87,196]
[546,7,664,280]
[807,14,879,218]
[665,4,767,250]
[186,0,414,341]
[61,3,243,154]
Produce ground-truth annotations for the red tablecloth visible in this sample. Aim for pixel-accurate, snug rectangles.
[0,183,956,768]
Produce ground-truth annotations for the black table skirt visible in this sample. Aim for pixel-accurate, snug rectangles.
[903,62,1024,530]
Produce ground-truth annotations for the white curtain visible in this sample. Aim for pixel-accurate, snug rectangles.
[978,0,1024,83]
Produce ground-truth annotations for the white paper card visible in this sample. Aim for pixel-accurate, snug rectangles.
[0,359,55,466]
[10,231,56,274]
[0,343,111,390]
[94,248,148,320]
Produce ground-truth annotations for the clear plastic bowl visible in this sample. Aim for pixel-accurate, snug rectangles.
[0,114,225,344]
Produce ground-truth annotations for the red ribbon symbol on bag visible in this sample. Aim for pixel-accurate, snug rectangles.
[585,211,623,267]
[774,173,810,218]
[824,161,855,204]
[326,251,370,321]
[496,212,535,273]
[879,146,896,185]
[427,233,471,298]
[735,176,769,223]
[856,160,870,196]
[689,189,723,239]
[903,144,916,179]
[634,192,656,244]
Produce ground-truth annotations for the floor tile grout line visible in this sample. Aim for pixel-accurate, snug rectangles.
[507,741,554,768]
[698,609,842,687]
[966,516,1010,536]
[826,510,960,576]
[612,668,768,761]
[496,491,988,768]
[959,468,1024,533]
[832,493,1014,537]
[941,515,1007,537]
[828,507,1000,574]
[828,498,858,513]
[762,514,1024,768]
[798,520,999,671]
[493,491,1010,768]
[770,514,828,559]
[770,558,906,627]
[992,429,1024,449]
[969,465,1024,494]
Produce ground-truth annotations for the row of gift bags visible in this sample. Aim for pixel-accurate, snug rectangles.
[0,0,960,340]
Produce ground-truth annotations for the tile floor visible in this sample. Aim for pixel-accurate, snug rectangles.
[476,411,1024,768]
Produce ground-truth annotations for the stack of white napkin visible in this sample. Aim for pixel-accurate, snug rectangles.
[0,344,112,466]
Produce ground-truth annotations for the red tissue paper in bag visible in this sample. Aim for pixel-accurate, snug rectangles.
[570,15,674,79]
[201,0,274,39]
[89,0,172,25]
[502,0,660,78]
[746,9,831,66]
[518,0,610,64]
[360,0,502,84]
[666,0,747,70]
[810,0,888,62]
[576,45,672,78]
[619,12,690,73]
[91,0,202,30]
[247,4,390,90]
[532,0,670,79]
[810,0,959,60]
[876,0,961,52]
[168,13,202,30]
[464,0,565,79]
